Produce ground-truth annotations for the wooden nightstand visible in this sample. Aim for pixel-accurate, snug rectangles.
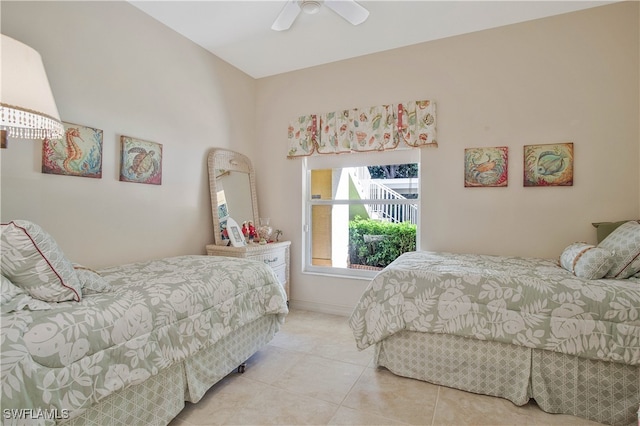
[205,240,291,300]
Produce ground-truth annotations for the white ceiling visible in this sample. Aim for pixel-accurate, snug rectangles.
[129,1,613,79]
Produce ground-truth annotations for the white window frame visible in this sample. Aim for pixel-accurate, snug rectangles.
[302,149,421,279]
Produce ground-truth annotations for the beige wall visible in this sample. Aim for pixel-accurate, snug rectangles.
[1,2,638,315]
[1,1,256,267]
[254,2,639,314]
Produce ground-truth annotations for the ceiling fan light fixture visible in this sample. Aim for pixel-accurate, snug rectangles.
[272,0,368,31]
[301,0,321,15]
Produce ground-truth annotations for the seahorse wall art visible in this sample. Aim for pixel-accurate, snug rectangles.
[42,122,103,178]
[523,142,573,187]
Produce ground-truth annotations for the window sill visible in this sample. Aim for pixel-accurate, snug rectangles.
[302,266,378,281]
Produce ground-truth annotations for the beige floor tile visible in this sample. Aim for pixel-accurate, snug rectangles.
[217,376,339,425]
[342,367,438,425]
[272,310,371,367]
[327,406,410,425]
[242,345,304,385]
[271,354,367,405]
[269,327,320,353]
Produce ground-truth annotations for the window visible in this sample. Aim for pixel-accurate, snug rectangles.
[303,150,420,278]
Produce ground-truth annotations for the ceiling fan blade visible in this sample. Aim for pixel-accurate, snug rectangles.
[324,0,369,26]
[271,0,302,31]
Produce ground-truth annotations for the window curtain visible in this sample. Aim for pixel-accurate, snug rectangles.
[287,100,436,158]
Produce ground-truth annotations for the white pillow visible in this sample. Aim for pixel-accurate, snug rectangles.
[1,220,82,302]
[73,264,113,295]
[598,221,640,279]
[559,242,614,280]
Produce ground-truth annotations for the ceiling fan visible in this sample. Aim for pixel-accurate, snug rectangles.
[271,0,369,31]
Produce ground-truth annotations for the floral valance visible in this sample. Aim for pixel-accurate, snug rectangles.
[287,100,436,158]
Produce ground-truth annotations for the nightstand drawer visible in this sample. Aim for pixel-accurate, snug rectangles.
[272,263,287,286]
[251,247,286,268]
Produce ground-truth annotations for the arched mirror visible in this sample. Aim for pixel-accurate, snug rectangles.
[208,148,259,246]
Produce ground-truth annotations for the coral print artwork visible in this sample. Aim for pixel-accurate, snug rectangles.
[42,122,103,178]
[119,136,162,185]
[523,142,573,187]
[464,146,508,187]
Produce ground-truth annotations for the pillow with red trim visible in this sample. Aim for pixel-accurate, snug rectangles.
[1,220,81,302]
[598,220,640,279]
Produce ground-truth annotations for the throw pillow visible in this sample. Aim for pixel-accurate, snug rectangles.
[560,242,614,280]
[1,220,82,302]
[598,221,640,279]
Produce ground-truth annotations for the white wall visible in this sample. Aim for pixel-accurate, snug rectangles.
[254,2,640,314]
[1,1,256,268]
[1,2,638,316]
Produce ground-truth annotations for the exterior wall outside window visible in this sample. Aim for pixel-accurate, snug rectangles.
[303,149,420,278]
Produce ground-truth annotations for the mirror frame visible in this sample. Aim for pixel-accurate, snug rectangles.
[207,148,259,246]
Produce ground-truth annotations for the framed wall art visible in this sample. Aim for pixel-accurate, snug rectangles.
[42,122,103,178]
[119,136,163,185]
[523,142,573,187]
[464,146,508,187]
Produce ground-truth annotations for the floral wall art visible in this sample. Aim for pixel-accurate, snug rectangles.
[523,142,573,187]
[42,122,103,178]
[464,146,508,187]
[119,136,163,185]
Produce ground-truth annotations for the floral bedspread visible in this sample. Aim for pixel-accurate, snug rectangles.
[1,255,288,420]
[349,251,640,365]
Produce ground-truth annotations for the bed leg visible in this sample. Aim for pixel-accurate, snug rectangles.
[237,363,246,374]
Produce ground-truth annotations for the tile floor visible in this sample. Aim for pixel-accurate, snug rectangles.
[169,309,603,425]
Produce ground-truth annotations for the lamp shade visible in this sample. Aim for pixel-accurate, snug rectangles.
[1,34,63,140]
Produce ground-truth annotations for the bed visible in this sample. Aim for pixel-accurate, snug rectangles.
[349,221,640,426]
[1,220,289,425]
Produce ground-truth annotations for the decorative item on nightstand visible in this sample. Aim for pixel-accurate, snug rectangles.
[225,217,246,247]
[242,220,258,242]
[258,217,273,244]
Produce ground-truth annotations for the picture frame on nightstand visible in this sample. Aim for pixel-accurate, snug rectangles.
[226,217,246,247]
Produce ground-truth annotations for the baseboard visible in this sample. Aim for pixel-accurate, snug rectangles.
[288,299,354,317]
